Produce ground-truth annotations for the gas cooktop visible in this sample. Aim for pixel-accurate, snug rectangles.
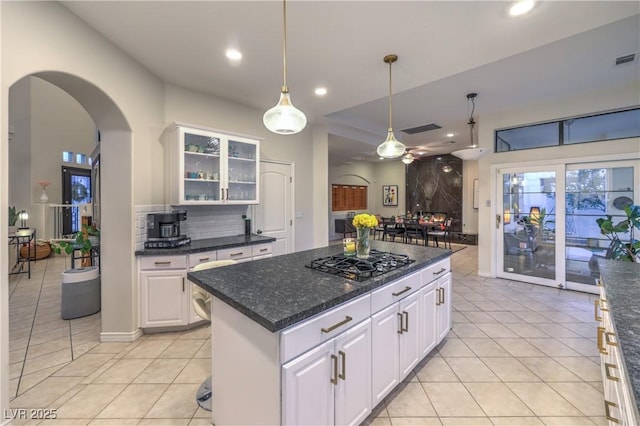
[305,250,415,282]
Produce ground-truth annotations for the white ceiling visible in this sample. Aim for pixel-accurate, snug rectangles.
[61,1,640,165]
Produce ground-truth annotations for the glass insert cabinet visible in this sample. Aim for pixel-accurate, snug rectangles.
[162,122,260,205]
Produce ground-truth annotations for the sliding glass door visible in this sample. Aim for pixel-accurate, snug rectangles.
[497,160,638,294]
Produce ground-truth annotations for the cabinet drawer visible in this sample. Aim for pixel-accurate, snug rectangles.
[371,271,421,313]
[139,255,187,270]
[188,251,218,269]
[252,243,272,257]
[421,258,450,285]
[280,294,371,363]
[218,246,252,260]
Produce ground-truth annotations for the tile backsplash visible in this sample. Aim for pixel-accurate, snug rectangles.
[135,204,249,251]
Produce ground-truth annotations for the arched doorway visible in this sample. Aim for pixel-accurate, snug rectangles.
[3,71,137,403]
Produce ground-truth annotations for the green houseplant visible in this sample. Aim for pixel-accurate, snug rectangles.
[51,223,100,258]
[596,204,640,262]
[8,206,19,230]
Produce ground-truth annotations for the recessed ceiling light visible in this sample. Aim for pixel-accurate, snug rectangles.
[314,87,327,96]
[445,133,454,138]
[510,0,535,16]
[225,49,242,61]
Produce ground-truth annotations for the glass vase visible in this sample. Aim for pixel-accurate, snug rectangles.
[356,227,371,259]
[39,189,49,203]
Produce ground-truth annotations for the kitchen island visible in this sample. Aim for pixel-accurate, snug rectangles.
[188,241,452,425]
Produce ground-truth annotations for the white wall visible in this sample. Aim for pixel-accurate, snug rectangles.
[476,80,640,277]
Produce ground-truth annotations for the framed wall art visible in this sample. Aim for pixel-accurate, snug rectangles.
[382,185,398,206]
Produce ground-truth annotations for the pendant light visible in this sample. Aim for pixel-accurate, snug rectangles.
[376,54,406,158]
[401,151,415,165]
[451,92,488,160]
[263,0,307,135]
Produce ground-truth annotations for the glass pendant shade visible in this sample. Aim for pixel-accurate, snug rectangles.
[401,152,414,164]
[377,129,406,158]
[263,89,307,135]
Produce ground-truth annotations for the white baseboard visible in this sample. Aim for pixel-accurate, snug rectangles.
[477,271,492,278]
[100,328,143,343]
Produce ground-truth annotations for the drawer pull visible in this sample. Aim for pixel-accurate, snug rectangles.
[229,252,244,257]
[392,286,412,297]
[338,350,346,381]
[605,331,619,347]
[330,354,338,385]
[397,312,404,334]
[594,300,601,322]
[154,261,171,266]
[199,257,211,262]
[259,248,268,252]
[321,316,353,333]
[597,326,607,355]
[433,267,447,276]
[604,400,620,424]
[605,363,619,381]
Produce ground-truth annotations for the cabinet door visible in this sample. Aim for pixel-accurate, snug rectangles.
[282,340,334,426]
[140,270,188,327]
[225,136,260,204]
[334,319,372,426]
[437,273,452,342]
[420,282,438,357]
[181,127,225,204]
[371,304,400,406]
[398,292,421,379]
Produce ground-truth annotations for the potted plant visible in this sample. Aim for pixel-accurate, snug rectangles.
[596,204,640,262]
[8,206,19,234]
[51,223,100,266]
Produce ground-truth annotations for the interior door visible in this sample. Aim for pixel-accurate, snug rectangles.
[252,160,294,256]
[497,166,562,289]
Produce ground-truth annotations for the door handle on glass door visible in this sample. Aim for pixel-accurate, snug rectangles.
[496,214,501,229]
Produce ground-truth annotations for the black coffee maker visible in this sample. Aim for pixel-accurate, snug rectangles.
[145,211,190,248]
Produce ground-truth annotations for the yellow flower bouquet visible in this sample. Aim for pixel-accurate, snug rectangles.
[352,213,378,229]
[351,213,378,259]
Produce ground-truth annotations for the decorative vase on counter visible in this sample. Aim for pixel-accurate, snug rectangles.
[39,189,49,204]
[356,227,371,259]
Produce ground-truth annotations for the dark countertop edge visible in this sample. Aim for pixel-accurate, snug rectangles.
[189,248,451,333]
[134,234,276,256]
[597,258,640,418]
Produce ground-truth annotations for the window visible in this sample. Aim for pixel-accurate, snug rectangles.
[495,107,640,153]
[75,153,86,165]
[332,185,367,211]
[62,151,74,163]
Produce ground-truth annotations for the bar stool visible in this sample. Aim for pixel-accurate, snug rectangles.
[190,259,237,411]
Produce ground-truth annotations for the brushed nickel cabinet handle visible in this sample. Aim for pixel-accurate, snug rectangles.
[229,252,245,257]
[199,257,210,262]
[435,288,441,306]
[259,248,268,252]
[402,311,409,333]
[605,331,619,347]
[605,363,619,381]
[330,354,338,385]
[392,286,412,297]
[154,261,171,266]
[604,400,620,424]
[182,277,185,292]
[321,316,353,333]
[594,300,601,322]
[397,312,404,334]
[338,350,346,381]
[433,268,447,276]
[440,287,445,304]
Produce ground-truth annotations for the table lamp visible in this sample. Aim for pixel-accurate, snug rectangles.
[18,210,29,229]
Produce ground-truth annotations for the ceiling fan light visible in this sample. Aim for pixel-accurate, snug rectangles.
[377,129,406,158]
[263,89,307,135]
[401,152,415,165]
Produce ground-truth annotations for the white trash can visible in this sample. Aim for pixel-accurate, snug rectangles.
[61,266,101,319]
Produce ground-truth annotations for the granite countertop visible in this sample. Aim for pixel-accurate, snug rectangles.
[135,234,275,256]
[188,241,451,332]
[597,259,640,415]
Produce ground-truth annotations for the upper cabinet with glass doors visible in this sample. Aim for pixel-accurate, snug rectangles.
[162,122,260,205]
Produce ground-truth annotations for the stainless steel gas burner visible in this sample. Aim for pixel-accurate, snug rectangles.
[306,250,414,282]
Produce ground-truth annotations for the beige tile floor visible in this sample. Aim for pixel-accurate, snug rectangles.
[7,246,606,425]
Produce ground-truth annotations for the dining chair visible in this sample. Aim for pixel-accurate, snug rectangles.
[373,215,386,240]
[383,219,405,242]
[403,220,427,245]
[430,218,452,249]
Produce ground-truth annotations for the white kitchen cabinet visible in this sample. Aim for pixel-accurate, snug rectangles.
[371,304,400,406]
[163,122,260,205]
[436,273,452,342]
[419,280,438,357]
[398,292,421,379]
[140,269,189,328]
[283,318,372,426]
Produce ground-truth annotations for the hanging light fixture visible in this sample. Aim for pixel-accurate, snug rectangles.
[451,92,488,160]
[263,0,307,135]
[401,152,414,165]
[377,54,406,158]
